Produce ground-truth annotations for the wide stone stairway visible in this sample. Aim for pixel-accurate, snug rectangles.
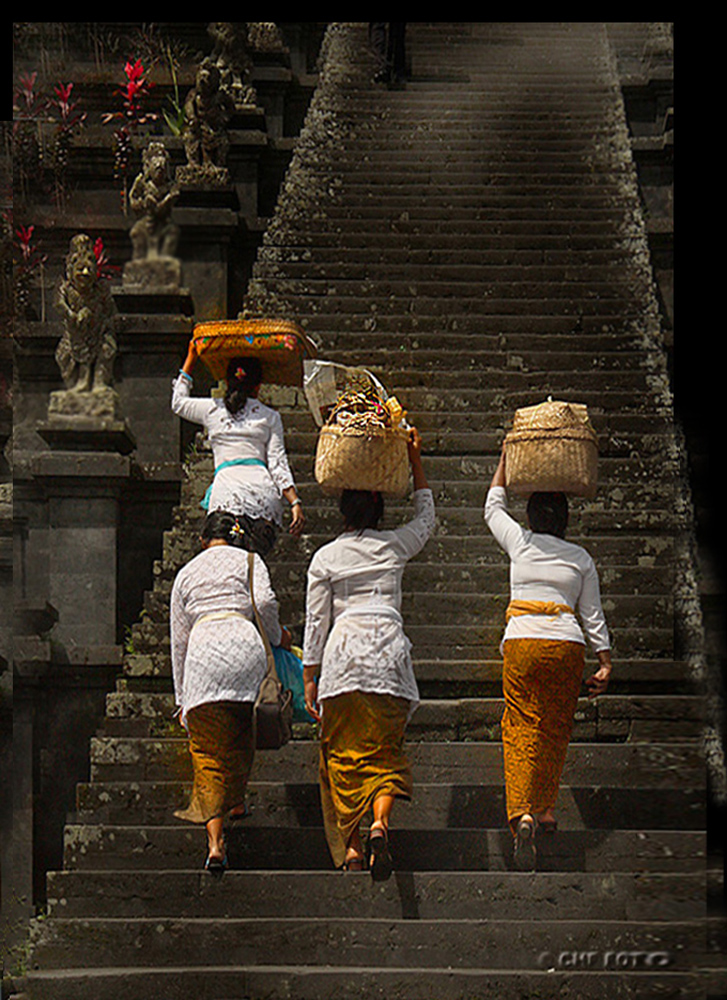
[23,22,724,1000]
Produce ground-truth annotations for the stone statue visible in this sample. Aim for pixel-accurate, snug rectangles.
[128,141,179,261]
[247,22,286,55]
[55,234,117,393]
[178,57,235,186]
[208,22,257,108]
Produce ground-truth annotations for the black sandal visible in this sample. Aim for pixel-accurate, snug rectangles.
[513,815,536,871]
[369,826,393,882]
[205,852,228,876]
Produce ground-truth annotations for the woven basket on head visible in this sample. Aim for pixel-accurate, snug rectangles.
[315,424,410,498]
[504,399,598,498]
[191,318,317,386]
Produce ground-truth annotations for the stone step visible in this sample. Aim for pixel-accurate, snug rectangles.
[126,623,675,663]
[255,261,658,291]
[24,965,721,1000]
[61,824,706,874]
[76,779,705,831]
[45,868,707,922]
[29,916,708,973]
[102,690,704,739]
[88,740,706,788]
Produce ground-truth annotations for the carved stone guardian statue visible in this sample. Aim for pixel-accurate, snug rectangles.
[44,233,134,450]
[124,140,182,291]
[177,57,236,187]
[54,234,117,396]
[208,22,257,109]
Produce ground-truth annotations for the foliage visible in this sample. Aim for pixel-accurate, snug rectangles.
[101,58,158,211]
[13,224,47,318]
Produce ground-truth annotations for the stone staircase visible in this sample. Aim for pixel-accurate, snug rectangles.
[22,21,725,1000]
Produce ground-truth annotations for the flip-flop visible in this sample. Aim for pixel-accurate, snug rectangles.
[342,856,364,872]
[513,815,536,871]
[369,827,393,882]
[205,853,228,876]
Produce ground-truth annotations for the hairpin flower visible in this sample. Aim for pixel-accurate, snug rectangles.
[230,521,245,536]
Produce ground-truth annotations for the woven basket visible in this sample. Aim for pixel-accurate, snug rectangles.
[192,318,317,386]
[505,399,598,498]
[314,424,410,498]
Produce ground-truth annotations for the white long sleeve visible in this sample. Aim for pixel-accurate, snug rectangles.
[484,486,610,653]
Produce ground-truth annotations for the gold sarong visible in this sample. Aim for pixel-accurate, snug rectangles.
[175,701,255,825]
[319,691,412,868]
[501,638,584,833]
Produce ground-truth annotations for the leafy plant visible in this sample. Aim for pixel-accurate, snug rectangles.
[13,223,47,319]
[102,58,158,213]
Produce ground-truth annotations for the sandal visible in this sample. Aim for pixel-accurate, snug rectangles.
[513,815,536,871]
[368,825,393,882]
[343,856,364,872]
[205,852,228,876]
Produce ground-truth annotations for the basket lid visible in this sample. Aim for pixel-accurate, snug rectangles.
[192,318,318,386]
[511,398,595,435]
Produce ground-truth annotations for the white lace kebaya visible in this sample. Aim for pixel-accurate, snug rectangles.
[170,545,283,726]
[171,373,296,526]
[303,489,436,713]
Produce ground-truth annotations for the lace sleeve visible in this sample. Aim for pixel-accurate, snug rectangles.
[251,553,283,646]
[392,488,436,559]
[265,409,295,492]
[169,575,191,706]
[302,554,332,665]
[171,374,211,426]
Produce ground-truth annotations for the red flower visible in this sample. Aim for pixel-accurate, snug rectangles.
[16,224,35,259]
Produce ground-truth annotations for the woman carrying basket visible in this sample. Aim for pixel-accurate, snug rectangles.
[171,510,291,873]
[302,428,434,879]
[484,445,612,870]
[172,337,305,546]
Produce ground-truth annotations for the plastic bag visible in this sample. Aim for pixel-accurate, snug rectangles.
[272,645,312,722]
[303,360,406,429]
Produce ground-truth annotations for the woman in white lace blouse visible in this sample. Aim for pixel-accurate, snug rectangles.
[172,338,305,544]
[171,510,290,873]
[303,428,435,879]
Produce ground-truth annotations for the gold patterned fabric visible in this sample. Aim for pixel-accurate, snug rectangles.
[505,599,574,622]
[175,701,255,825]
[319,691,412,868]
[501,638,585,833]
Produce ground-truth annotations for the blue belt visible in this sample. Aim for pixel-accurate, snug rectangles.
[200,458,267,510]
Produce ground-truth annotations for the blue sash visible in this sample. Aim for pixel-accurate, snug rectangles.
[200,458,267,510]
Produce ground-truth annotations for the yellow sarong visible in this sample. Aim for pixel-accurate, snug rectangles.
[319,691,412,868]
[501,638,584,834]
[175,701,255,824]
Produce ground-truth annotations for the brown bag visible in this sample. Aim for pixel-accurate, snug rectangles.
[247,552,293,750]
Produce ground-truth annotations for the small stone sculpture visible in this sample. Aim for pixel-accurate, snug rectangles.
[208,22,257,109]
[178,57,235,186]
[128,141,180,261]
[55,234,117,393]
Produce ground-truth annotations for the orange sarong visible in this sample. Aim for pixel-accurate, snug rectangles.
[319,691,412,868]
[501,637,585,834]
[175,701,255,825]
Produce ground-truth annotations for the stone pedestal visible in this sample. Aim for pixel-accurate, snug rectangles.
[38,386,136,456]
[173,185,240,321]
[31,448,133,651]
